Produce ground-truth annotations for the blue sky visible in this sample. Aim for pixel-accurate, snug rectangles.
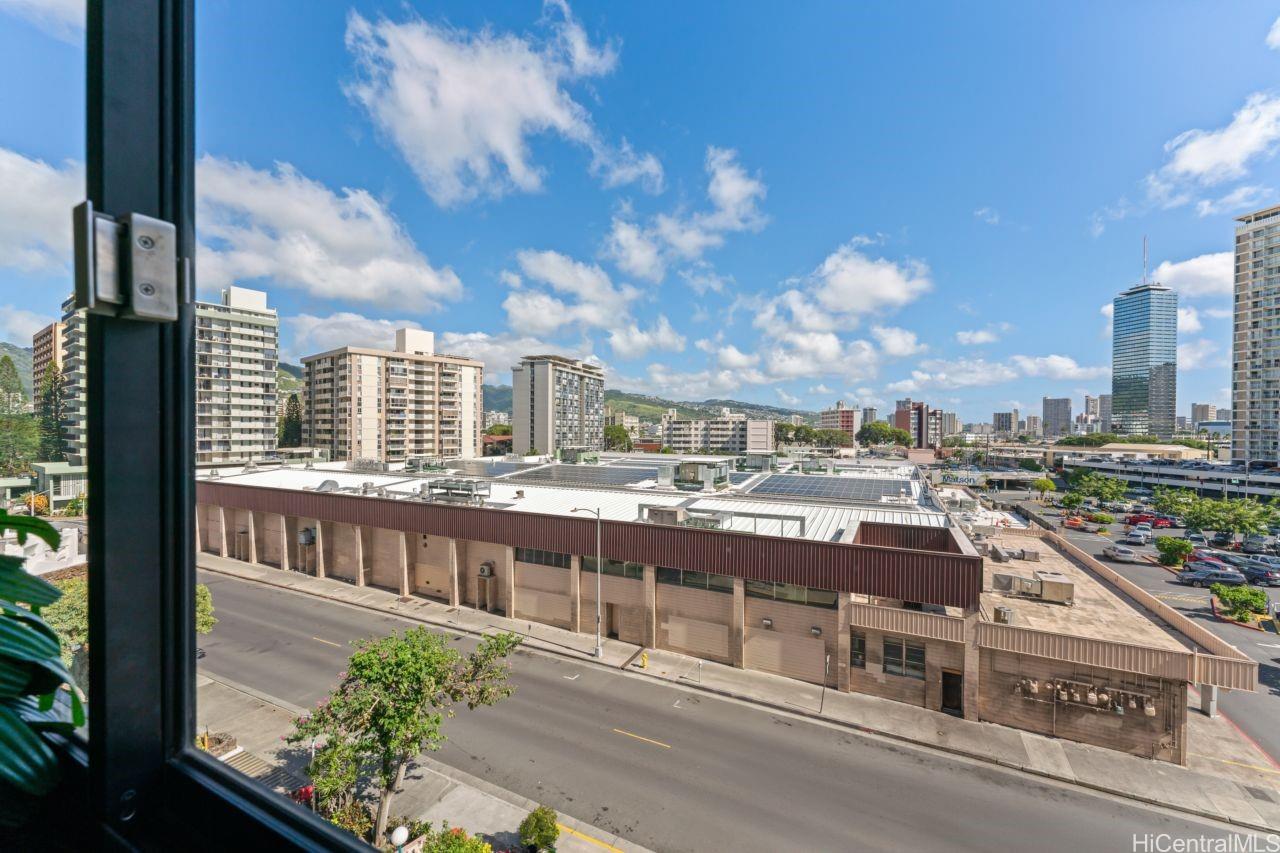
[2,1,1278,421]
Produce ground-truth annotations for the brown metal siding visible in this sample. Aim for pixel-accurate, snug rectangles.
[197,482,981,609]
[854,521,958,553]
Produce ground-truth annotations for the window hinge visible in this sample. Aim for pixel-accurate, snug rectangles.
[73,200,185,322]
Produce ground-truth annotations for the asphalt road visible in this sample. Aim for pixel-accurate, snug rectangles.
[993,492,1280,763]
[197,570,1248,852]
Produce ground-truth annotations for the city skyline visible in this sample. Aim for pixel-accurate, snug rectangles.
[1,3,1276,422]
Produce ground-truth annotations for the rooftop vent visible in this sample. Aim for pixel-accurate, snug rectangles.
[316,479,340,493]
[648,506,689,526]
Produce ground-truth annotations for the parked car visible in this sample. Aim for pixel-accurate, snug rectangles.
[1245,554,1280,570]
[1102,545,1140,563]
[1190,549,1229,565]
[1125,513,1156,526]
[1210,532,1236,548]
[1175,566,1247,587]
[1185,532,1207,545]
[1243,536,1270,555]
[1241,564,1280,586]
[1215,552,1254,569]
[1121,532,1150,546]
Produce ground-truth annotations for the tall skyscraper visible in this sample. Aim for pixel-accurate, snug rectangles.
[992,412,1014,435]
[1098,394,1112,432]
[196,287,280,465]
[1042,397,1072,439]
[58,297,87,464]
[303,328,484,462]
[1025,415,1042,436]
[31,321,64,393]
[861,406,878,426]
[1111,275,1177,438]
[1232,206,1280,461]
[512,355,605,455]
[1084,395,1099,418]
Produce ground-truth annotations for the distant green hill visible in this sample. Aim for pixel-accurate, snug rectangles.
[478,384,816,424]
[277,362,303,395]
[0,342,34,399]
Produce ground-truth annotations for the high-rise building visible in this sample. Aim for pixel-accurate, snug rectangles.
[819,400,862,443]
[1191,403,1217,427]
[1084,395,1099,418]
[31,321,64,393]
[992,412,1014,435]
[1111,279,1177,438]
[604,407,640,436]
[861,406,878,426]
[484,410,511,429]
[1042,397,1072,440]
[512,355,604,456]
[1099,394,1112,432]
[59,297,87,464]
[660,408,775,454]
[1025,415,1042,436]
[303,328,483,462]
[893,399,929,448]
[1232,206,1280,461]
[939,411,959,437]
[196,287,279,465]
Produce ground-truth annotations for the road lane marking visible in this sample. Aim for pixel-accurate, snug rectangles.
[563,673,581,680]
[311,636,341,647]
[612,728,671,749]
[557,823,622,852]
[1257,642,1280,649]
[1188,752,1280,776]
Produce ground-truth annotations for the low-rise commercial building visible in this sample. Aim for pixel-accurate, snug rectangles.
[195,456,1254,764]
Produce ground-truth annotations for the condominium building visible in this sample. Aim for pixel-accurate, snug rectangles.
[31,320,64,391]
[893,399,929,448]
[604,407,641,436]
[1111,280,1177,438]
[861,406,878,426]
[511,355,604,456]
[819,400,861,442]
[303,328,483,463]
[660,408,775,454]
[59,297,87,464]
[484,410,511,429]
[1025,415,1042,436]
[196,287,279,465]
[1042,397,1072,440]
[938,411,959,437]
[1099,394,1112,433]
[1191,403,1217,428]
[992,412,1014,435]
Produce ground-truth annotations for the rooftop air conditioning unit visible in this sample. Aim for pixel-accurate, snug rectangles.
[994,605,1014,625]
[478,561,494,578]
[1034,570,1075,606]
[648,506,689,526]
[991,572,1037,596]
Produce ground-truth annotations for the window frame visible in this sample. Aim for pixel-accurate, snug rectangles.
[76,2,367,847]
[882,637,926,681]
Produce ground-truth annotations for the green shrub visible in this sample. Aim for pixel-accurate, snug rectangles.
[1087,512,1114,525]
[1154,536,1193,567]
[519,805,559,852]
[1211,583,1269,621]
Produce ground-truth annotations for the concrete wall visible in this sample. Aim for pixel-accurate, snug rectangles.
[977,649,1185,763]
[847,628,965,711]
[227,508,254,563]
[257,512,285,568]
[412,533,453,601]
[580,574,646,644]
[462,539,509,614]
[369,527,405,591]
[197,504,222,555]
[656,584,734,665]
[327,522,363,584]
[743,597,838,686]
[514,561,573,629]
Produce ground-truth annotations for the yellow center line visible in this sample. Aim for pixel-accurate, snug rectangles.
[311,636,341,647]
[557,823,622,852]
[1188,752,1280,776]
[611,728,671,749]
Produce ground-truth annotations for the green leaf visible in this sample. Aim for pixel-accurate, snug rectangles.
[0,558,61,607]
[0,611,60,663]
[0,510,59,550]
[0,703,58,796]
[5,695,75,736]
[0,658,32,698]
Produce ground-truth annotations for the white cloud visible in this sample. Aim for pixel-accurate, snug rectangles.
[438,328,594,382]
[871,325,927,357]
[0,304,54,343]
[1153,251,1232,298]
[0,148,83,273]
[1204,306,1233,319]
[1011,354,1109,381]
[608,315,685,359]
[507,248,638,333]
[678,263,731,295]
[498,270,522,288]
[283,312,421,360]
[612,363,748,400]
[1146,92,1280,207]
[1178,338,1217,370]
[0,0,83,44]
[1178,306,1202,334]
[1195,184,1268,217]
[715,343,759,370]
[956,329,997,345]
[776,389,800,406]
[899,357,1019,391]
[973,206,1000,225]
[1268,15,1280,49]
[602,146,765,284]
[197,155,462,310]
[809,384,833,395]
[344,3,661,207]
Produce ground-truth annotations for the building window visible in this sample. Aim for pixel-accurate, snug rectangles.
[515,547,570,569]
[743,580,839,609]
[883,638,926,680]
[581,556,644,579]
[851,632,866,669]
[657,566,733,593]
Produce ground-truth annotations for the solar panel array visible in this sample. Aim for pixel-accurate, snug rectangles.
[508,465,660,486]
[452,460,541,477]
[746,474,911,503]
[728,472,757,485]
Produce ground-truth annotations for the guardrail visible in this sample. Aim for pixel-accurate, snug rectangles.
[849,602,966,643]
[976,621,1192,680]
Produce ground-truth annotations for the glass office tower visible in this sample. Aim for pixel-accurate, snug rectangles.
[1111,281,1178,438]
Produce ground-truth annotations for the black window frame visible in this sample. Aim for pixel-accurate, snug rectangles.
[514,547,571,569]
[580,555,644,579]
[882,637,926,680]
[72,2,367,847]
[851,632,866,669]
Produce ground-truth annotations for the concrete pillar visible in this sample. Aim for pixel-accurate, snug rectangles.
[642,565,657,648]
[569,555,582,633]
[398,532,411,597]
[504,546,516,616]
[314,522,326,579]
[354,525,366,587]
[217,506,228,558]
[836,594,851,692]
[731,577,745,668]
[194,505,202,554]
[447,538,461,607]
[962,612,981,721]
[246,512,259,565]
[279,514,290,572]
[1199,683,1219,718]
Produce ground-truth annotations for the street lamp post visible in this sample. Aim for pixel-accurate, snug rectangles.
[572,507,603,658]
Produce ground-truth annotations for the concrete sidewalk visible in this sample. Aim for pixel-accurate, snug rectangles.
[200,552,1280,833]
[196,673,648,853]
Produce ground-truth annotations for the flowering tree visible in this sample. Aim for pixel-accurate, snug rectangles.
[289,628,521,847]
